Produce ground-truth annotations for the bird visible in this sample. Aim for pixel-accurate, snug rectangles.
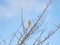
[28,20,31,27]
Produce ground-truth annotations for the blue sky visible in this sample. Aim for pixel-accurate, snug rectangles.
[0,0,60,45]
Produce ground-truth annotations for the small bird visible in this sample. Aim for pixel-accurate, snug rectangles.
[28,20,31,27]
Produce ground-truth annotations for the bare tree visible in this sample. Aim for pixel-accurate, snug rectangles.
[18,0,60,45]
[0,0,60,45]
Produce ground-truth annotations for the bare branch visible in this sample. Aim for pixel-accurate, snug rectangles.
[37,24,60,45]
[0,34,6,45]
[21,8,26,34]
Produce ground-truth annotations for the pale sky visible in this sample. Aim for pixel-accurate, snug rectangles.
[0,0,60,45]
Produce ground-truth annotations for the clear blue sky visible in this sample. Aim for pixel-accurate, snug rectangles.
[0,0,60,45]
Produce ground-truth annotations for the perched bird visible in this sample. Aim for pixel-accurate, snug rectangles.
[28,20,31,27]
